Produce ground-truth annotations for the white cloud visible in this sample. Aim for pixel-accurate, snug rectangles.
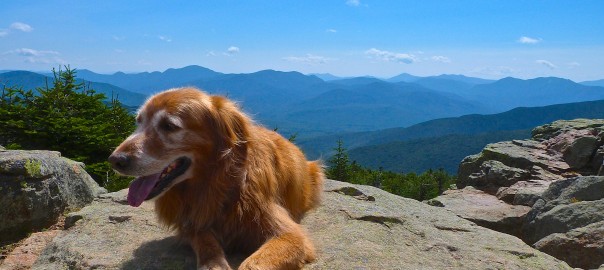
[226,46,240,55]
[158,35,172,42]
[10,22,33,32]
[10,48,59,57]
[206,51,216,56]
[282,54,332,64]
[567,62,581,68]
[346,0,360,6]
[536,59,556,69]
[518,36,541,44]
[0,22,33,37]
[326,29,337,33]
[431,55,451,63]
[365,48,417,64]
[112,35,125,41]
[5,48,64,64]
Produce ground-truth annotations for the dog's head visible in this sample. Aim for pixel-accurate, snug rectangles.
[108,87,249,207]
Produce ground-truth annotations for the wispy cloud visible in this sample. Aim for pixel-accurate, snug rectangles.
[5,48,65,64]
[282,54,332,64]
[365,48,417,64]
[536,59,556,69]
[346,0,360,6]
[112,35,125,41]
[517,36,541,44]
[225,46,240,55]
[10,48,59,57]
[158,35,172,42]
[0,22,33,37]
[431,55,451,63]
[10,22,33,32]
[326,29,337,33]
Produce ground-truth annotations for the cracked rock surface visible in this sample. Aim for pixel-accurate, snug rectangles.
[29,180,570,269]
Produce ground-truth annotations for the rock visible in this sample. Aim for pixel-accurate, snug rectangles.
[458,140,569,189]
[533,221,604,269]
[523,176,604,244]
[426,186,531,237]
[563,136,599,169]
[0,150,106,243]
[495,179,551,206]
[532,119,604,141]
[32,180,571,269]
[0,230,60,270]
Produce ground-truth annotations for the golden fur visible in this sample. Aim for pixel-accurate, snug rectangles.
[110,87,324,270]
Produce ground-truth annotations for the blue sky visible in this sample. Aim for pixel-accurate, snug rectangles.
[1,0,603,81]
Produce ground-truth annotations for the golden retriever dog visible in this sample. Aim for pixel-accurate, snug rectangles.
[108,87,324,270]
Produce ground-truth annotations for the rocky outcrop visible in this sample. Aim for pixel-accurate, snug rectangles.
[429,119,604,269]
[0,150,106,243]
[26,180,571,269]
[533,221,604,270]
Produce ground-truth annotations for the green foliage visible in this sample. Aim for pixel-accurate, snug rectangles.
[0,66,135,191]
[326,139,350,182]
[349,129,532,174]
[326,140,456,201]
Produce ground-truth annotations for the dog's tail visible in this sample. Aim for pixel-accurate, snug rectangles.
[304,160,325,212]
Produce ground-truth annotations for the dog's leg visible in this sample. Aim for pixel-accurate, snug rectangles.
[191,231,232,270]
[238,205,315,270]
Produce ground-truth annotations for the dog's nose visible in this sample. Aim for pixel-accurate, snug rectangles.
[108,153,131,170]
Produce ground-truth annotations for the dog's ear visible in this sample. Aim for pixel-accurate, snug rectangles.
[210,96,249,161]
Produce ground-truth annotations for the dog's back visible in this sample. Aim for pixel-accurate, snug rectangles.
[247,127,324,222]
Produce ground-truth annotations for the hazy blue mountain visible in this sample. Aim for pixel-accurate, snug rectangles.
[581,79,604,87]
[409,78,474,95]
[310,73,343,81]
[76,65,223,94]
[299,99,604,159]
[329,77,385,86]
[387,73,421,82]
[281,81,489,135]
[0,71,147,106]
[428,74,494,85]
[349,129,531,174]
[464,77,604,111]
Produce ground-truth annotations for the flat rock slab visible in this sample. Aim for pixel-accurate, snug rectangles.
[32,180,570,270]
[426,186,531,237]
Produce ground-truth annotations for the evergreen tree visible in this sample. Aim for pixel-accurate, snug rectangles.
[326,139,351,182]
[0,66,135,190]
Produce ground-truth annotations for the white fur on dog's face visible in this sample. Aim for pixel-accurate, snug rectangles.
[112,108,199,193]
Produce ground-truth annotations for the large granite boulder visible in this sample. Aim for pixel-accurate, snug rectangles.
[0,150,106,243]
[429,119,604,269]
[533,221,604,270]
[426,187,531,238]
[25,180,571,269]
[523,176,604,241]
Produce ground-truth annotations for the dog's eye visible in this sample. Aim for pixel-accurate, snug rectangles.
[159,120,180,132]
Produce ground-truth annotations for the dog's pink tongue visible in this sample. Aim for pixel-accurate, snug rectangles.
[127,173,161,207]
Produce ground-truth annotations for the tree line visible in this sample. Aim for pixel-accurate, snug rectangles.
[326,139,456,201]
[0,67,134,191]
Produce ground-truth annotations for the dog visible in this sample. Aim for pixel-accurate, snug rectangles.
[108,87,324,270]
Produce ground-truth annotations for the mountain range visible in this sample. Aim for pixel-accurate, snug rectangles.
[0,71,147,107]
[2,65,604,174]
[298,99,604,173]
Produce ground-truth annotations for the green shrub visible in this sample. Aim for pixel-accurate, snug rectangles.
[0,66,135,191]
